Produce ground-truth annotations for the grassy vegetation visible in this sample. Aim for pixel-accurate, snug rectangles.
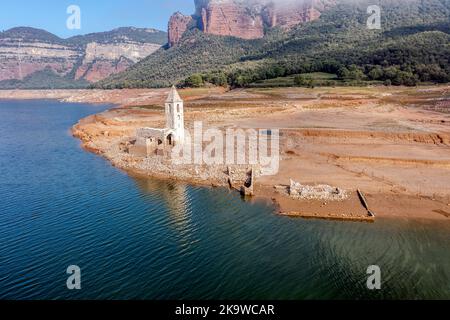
[130,104,164,111]
[250,72,340,87]
[96,29,262,88]
[67,27,167,46]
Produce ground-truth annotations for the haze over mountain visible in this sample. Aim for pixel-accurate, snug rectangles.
[0,27,167,89]
[97,0,450,88]
[168,0,336,46]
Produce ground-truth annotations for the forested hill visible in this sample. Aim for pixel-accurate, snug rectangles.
[96,0,450,88]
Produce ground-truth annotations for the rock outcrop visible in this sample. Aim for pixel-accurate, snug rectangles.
[0,40,78,81]
[168,0,335,46]
[168,12,193,47]
[197,0,266,40]
[74,42,162,82]
[0,27,166,86]
[263,0,325,29]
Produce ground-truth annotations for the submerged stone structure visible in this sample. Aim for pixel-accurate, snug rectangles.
[130,86,185,157]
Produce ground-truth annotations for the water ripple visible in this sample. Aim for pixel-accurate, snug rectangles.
[0,100,449,300]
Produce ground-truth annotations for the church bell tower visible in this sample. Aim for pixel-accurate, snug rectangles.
[165,85,185,144]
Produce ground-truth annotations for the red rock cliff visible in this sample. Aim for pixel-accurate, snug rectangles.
[168,0,335,46]
[198,0,266,40]
[168,12,193,47]
[263,0,328,29]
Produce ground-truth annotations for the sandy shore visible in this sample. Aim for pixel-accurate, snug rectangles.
[0,88,225,106]
[3,86,450,221]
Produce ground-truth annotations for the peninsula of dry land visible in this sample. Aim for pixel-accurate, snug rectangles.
[2,86,449,221]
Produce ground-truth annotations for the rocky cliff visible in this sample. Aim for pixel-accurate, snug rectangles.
[168,13,194,47]
[0,27,166,87]
[197,0,266,40]
[74,42,162,82]
[168,0,335,46]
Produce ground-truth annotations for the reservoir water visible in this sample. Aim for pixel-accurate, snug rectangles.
[0,99,449,300]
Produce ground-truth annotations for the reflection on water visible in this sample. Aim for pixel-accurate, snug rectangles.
[0,100,449,300]
[136,178,189,221]
[135,178,194,250]
[131,174,450,300]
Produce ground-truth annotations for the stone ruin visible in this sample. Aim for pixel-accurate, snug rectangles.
[129,127,173,157]
[126,86,259,197]
[227,166,257,197]
[129,86,185,157]
[288,179,348,201]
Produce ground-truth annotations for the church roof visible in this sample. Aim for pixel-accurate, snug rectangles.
[166,85,183,103]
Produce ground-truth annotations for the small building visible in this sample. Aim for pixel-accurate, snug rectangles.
[130,86,185,157]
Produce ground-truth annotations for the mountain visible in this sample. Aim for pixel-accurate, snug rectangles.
[97,0,450,88]
[168,0,335,46]
[0,27,167,89]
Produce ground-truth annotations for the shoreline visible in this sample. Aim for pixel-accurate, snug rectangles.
[3,87,450,221]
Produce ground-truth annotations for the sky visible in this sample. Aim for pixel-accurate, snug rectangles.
[0,0,195,38]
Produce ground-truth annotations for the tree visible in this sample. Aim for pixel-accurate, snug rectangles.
[347,65,365,81]
[337,66,350,79]
[392,71,418,86]
[368,66,384,80]
[294,75,310,86]
[211,72,228,86]
[235,75,250,87]
[185,74,203,87]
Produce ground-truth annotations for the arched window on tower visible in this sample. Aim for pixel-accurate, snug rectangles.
[177,104,181,113]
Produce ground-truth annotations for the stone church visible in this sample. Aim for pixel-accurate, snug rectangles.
[130,86,185,156]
